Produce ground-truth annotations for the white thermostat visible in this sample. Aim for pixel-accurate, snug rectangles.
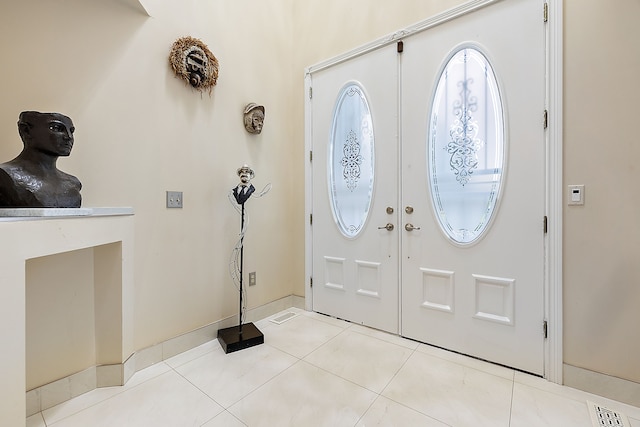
[568,185,584,206]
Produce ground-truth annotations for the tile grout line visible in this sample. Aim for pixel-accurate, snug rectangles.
[508,373,516,427]
[372,346,454,426]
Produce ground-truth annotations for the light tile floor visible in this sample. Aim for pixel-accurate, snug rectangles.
[28,308,640,427]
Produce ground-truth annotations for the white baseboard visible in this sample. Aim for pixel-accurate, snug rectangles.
[26,295,300,417]
[563,363,640,407]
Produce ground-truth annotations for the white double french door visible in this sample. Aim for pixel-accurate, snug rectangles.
[309,0,545,374]
[310,43,400,333]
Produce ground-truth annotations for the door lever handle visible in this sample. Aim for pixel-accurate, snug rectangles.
[378,223,394,231]
[405,223,421,231]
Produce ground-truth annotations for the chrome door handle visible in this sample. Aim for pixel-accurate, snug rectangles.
[378,223,394,231]
[405,223,421,231]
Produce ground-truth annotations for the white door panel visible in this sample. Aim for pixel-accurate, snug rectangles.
[311,43,399,333]
[400,0,545,374]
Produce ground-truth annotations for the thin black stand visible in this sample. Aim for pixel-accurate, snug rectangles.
[217,200,264,353]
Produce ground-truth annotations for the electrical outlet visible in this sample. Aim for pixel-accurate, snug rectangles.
[249,272,256,286]
[166,191,183,208]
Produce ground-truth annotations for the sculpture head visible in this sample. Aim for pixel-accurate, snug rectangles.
[237,164,255,186]
[18,111,75,157]
[243,103,265,134]
[0,111,82,207]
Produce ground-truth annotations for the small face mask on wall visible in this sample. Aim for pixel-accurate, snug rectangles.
[243,103,265,134]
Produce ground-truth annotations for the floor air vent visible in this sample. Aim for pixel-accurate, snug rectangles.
[588,401,631,427]
[270,312,298,325]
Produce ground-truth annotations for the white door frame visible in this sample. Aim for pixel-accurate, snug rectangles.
[304,0,563,384]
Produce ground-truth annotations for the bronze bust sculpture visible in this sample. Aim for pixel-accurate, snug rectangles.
[0,111,82,208]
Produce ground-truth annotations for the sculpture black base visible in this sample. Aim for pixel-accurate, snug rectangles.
[217,322,264,354]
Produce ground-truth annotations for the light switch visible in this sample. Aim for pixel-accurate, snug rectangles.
[568,185,584,206]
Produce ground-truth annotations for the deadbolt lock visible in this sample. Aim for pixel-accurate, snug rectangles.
[386,207,394,214]
[405,206,414,214]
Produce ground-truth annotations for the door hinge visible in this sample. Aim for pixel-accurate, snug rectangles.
[309,150,313,162]
[310,276,313,288]
[397,40,404,53]
[543,320,548,338]
[543,109,548,129]
[310,213,313,225]
[543,216,548,233]
[543,3,548,23]
[309,87,313,99]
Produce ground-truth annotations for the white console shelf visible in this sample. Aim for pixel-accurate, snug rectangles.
[0,208,134,426]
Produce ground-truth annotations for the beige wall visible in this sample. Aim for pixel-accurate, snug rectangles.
[3,0,640,392]
[563,0,640,383]
[1,0,296,390]
[26,250,95,390]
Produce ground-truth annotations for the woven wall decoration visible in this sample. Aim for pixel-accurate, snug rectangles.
[169,36,219,94]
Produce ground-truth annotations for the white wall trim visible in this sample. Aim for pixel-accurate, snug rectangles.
[305,0,502,76]
[564,364,640,408]
[304,73,314,312]
[545,0,564,384]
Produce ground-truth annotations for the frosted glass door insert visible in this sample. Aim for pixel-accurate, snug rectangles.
[328,83,375,238]
[428,46,505,245]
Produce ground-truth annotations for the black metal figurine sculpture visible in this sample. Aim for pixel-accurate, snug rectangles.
[232,164,255,204]
[0,111,82,208]
[218,164,268,354]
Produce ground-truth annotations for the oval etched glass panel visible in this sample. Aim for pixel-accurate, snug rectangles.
[328,83,375,238]
[428,47,505,245]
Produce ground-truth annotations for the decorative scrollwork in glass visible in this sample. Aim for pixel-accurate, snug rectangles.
[446,75,484,186]
[329,82,375,238]
[428,46,505,245]
[341,130,364,191]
